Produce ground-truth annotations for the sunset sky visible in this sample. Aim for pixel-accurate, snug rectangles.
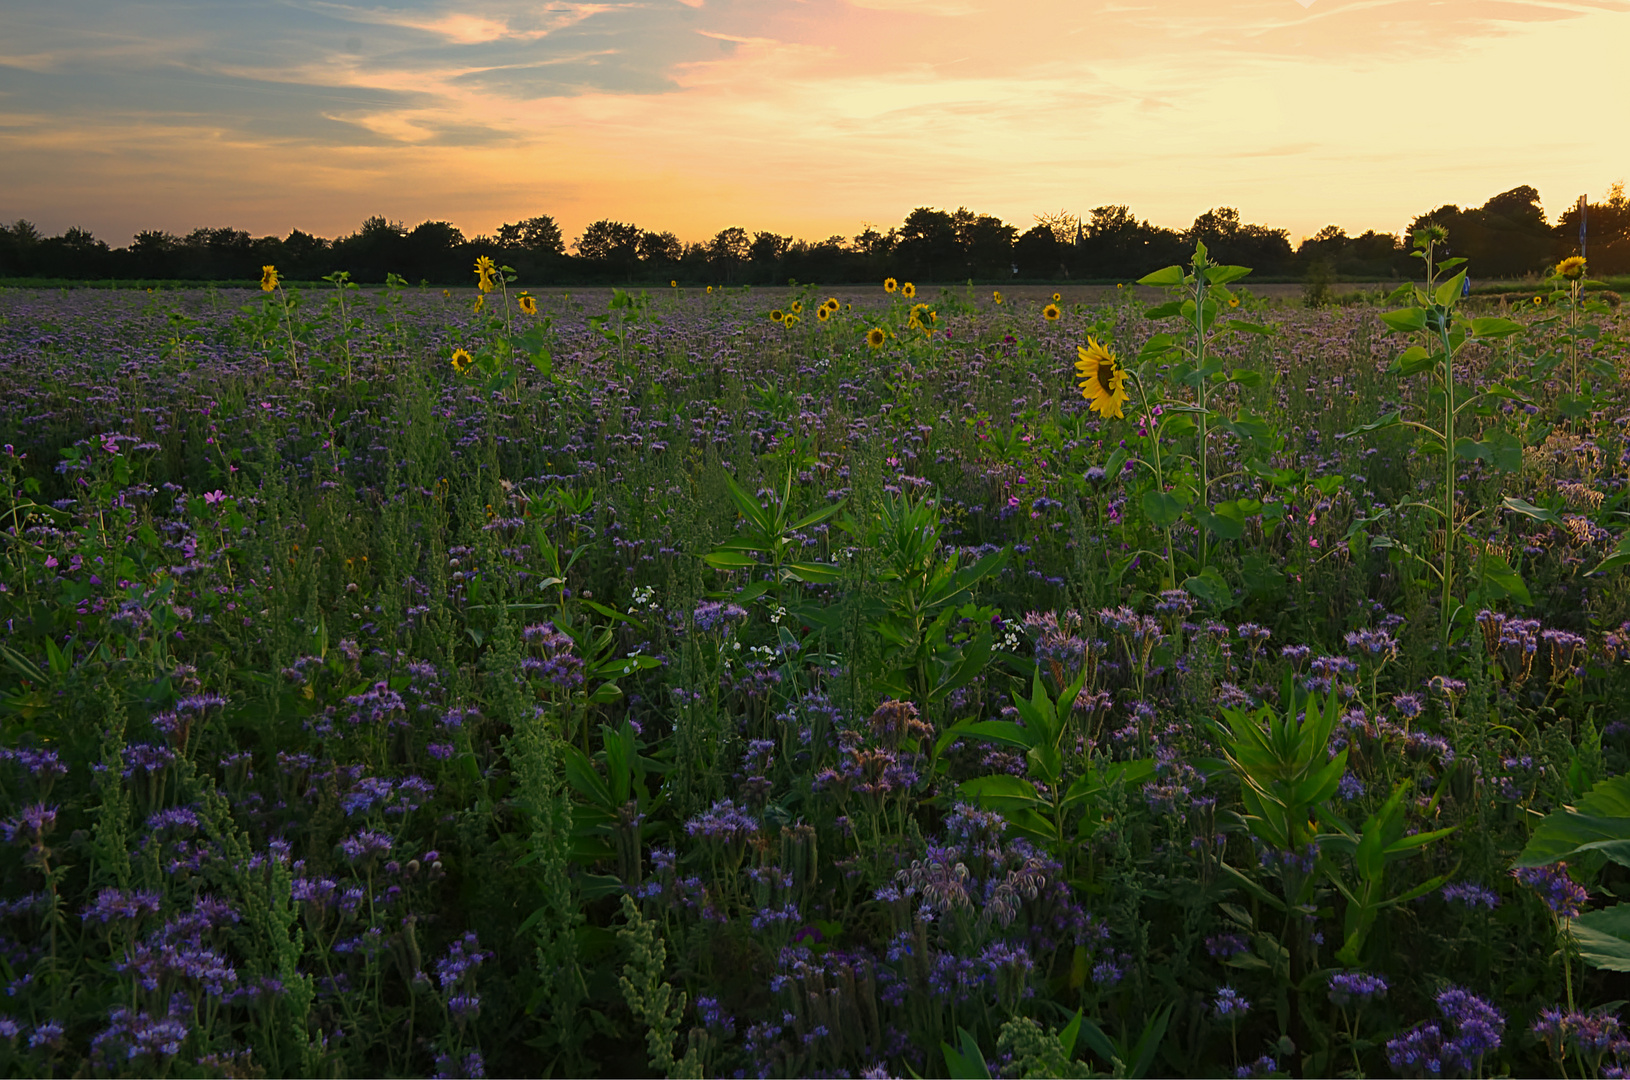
[2,0,1626,249]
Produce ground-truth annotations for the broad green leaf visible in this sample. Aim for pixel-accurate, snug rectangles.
[1207,265,1253,286]
[1194,508,1244,541]
[1515,776,1630,867]
[1470,316,1524,338]
[1141,490,1184,528]
[702,550,759,570]
[1227,320,1273,337]
[1138,265,1185,287]
[785,560,842,583]
[1477,552,1531,606]
[1144,301,1183,320]
[1434,272,1467,306]
[1228,368,1265,388]
[1395,345,1437,375]
[1380,307,1428,333]
[1571,905,1630,971]
[1182,566,1234,609]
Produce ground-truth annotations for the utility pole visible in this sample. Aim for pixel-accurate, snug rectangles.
[1579,193,1588,258]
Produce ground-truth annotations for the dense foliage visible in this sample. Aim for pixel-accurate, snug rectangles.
[1,249,1629,1077]
[4,182,1625,286]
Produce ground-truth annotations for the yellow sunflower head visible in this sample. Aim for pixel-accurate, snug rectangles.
[1533,295,1544,305]
[1557,256,1587,280]
[902,282,916,299]
[866,327,887,348]
[707,285,714,294]
[790,300,803,314]
[518,293,538,316]
[442,289,450,298]
[473,294,485,314]
[1042,303,1061,322]
[817,306,830,322]
[1075,338,1129,420]
[474,255,498,294]
[993,290,1003,304]
[260,265,279,293]
[783,313,800,326]
[884,278,898,293]
[450,348,474,374]
[671,280,678,288]
[769,309,785,323]
[1228,295,1240,308]
[1052,292,1062,303]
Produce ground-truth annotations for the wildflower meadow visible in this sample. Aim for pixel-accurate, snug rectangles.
[4,240,1630,1078]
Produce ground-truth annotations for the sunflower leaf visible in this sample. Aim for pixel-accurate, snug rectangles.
[1138,266,1185,287]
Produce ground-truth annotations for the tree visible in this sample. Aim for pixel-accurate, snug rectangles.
[1013,225,1060,279]
[897,207,960,279]
[497,215,565,255]
[574,220,641,263]
[960,213,1017,279]
[707,227,750,282]
[749,231,791,265]
[637,230,683,265]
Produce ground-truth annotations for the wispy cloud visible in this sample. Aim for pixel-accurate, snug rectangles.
[0,0,1625,245]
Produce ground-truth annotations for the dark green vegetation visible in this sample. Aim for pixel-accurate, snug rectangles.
[1,245,1629,1077]
[4,182,1626,287]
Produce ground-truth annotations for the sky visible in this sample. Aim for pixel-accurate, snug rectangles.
[1,0,1627,249]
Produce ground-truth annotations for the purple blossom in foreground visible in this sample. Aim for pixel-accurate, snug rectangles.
[1328,970,1388,1007]
[1441,882,1500,910]
[685,799,758,843]
[1513,862,1588,919]
[1214,986,1251,1019]
[1386,986,1504,1077]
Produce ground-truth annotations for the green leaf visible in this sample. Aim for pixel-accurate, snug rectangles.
[785,560,842,583]
[1138,265,1184,287]
[1227,320,1273,337]
[1144,301,1183,320]
[1470,316,1524,338]
[1182,566,1234,609]
[702,550,759,571]
[1434,272,1467,306]
[1342,412,1403,438]
[1380,307,1428,333]
[1516,776,1630,867]
[1477,552,1531,606]
[1194,508,1244,541]
[1207,265,1253,286]
[1572,905,1630,971]
[942,1028,992,1080]
[1245,460,1300,487]
[1141,490,1184,528]
[1395,345,1437,376]
[1228,368,1265,388]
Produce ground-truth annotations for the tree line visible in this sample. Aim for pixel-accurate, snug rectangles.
[1,184,1622,286]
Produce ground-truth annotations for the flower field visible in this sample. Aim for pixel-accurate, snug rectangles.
[3,247,1630,1078]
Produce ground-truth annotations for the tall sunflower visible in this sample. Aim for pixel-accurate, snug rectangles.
[769,309,785,323]
[474,255,498,293]
[1042,303,1061,322]
[1076,338,1129,419]
[450,348,474,374]
[992,290,1003,305]
[884,278,898,293]
[1556,256,1587,280]
[260,265,279,293]
[866,327,887,348]
[816,306,830,322]
[901,282,916,299]
[518,293,538,315]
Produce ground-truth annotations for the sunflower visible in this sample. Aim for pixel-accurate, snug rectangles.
[884,278,898,293]
[450,348,474,374]
[518,293,538,315]
[707,285,714,294]
[1533,295,1544,305]
[442,289,450,299]
[784,313,800,326]
[473,294,485,314]
[993,290,1003,305]
[1556,256,1587,280]
[866,327,887,348]
[816,306,830,322]
[260,265,279,293]
[769,309,785,323]
[1228,295,1240,308]
[1052,292,1062,303]
[1042,303,1061,322]
[901,282,916,299]
[790,300,803,314]
[1076,338,1129,419]
[823,297,839,311]
[671,280,678,288]
[474,255,498,294]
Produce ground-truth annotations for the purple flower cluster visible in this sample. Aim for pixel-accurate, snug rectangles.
[1513,862,1588,919]
[1385,986,1504,1077]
